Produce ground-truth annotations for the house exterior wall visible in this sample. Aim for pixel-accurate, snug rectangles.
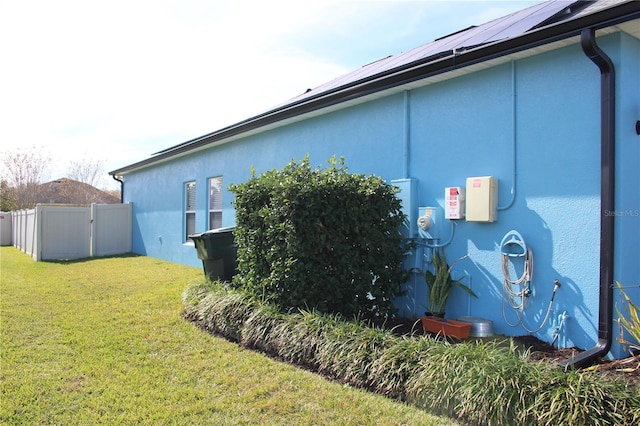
[122,33,639,358]
[614,31,640,356]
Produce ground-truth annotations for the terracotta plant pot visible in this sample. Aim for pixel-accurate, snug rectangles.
[421,316,472,339]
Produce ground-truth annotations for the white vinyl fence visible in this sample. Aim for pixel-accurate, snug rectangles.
[0,212,12,246]
[10,203,132,261]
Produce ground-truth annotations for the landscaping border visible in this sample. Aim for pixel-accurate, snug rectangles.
[183,281,640,426]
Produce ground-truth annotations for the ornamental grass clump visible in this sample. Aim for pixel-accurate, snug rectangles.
[316,320,399,387]
[406,340,535,425]
[182,279,222,319]
[241,303,286,355]
[616,281,640,355]
[273,310,341,368]
[368,336,438,401]
[405,339,640,426]
[195,289,256,342]
[527,367,639,426]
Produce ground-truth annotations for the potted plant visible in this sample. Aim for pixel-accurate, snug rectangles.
[421,249,477,338]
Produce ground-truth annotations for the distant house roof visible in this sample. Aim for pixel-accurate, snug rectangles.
[37,178,120,205]
[110,0,640,176]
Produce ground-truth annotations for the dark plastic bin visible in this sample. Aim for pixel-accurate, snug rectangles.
[189,226,237,281]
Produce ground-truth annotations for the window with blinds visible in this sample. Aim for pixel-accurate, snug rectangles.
[185,181,196,241]
[209,176,223,229]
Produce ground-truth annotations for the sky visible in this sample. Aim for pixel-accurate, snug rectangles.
[0,0,543,190]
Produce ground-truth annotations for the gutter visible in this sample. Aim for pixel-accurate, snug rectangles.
[111,174,124,203]
[108,1,640,177]
[559,27,615,369]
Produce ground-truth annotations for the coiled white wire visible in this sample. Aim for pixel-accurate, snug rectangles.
[502,247,557,333]
[502,247,533,311]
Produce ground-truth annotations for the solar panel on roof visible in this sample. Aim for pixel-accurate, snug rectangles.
[285,1,577,105]
[155,0,599,157]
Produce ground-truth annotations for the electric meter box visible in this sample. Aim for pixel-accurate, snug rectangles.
[465,176,498,222]
[445,187,465,219]
[417,206,442,240]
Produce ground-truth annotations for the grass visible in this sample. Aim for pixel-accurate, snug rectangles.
[0,247,455,425]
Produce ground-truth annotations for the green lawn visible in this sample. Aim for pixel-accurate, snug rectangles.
[0,247,456,425]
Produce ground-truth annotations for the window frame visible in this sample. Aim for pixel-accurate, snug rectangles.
[184,180,197,242]
[208,176,223,230]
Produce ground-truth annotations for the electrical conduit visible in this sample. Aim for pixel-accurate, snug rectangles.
[403,90,410,179]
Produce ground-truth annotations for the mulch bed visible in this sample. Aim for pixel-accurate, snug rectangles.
[515,334,640,387]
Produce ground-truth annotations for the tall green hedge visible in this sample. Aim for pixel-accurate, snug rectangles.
[229,156,409,317]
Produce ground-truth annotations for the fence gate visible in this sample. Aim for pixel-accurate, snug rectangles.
[40,205,91,260]
[91,203,132,257]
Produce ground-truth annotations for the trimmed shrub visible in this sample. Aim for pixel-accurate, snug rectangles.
[229,156,409,317]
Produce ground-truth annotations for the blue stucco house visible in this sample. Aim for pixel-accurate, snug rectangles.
[110,0,639,365]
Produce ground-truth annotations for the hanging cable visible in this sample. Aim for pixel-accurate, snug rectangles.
[501,246,534,327]
[501,246,533,311]
[500,230,560,333]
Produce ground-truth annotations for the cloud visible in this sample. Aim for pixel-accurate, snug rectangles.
[0,0,542,189]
